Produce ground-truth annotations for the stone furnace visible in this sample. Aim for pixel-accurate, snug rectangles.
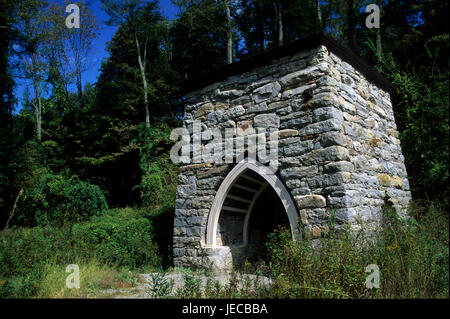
[173,33,411,271]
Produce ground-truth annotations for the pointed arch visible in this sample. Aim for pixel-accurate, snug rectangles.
[206,158,299,248]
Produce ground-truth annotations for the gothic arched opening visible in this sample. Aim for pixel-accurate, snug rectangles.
[207,159,298,268]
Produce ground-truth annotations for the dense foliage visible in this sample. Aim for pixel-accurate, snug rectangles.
[264,202,449,298]
[0,208,162,297]
[0,0,447,298]
[71,210,161,268]
[0,0,447,219]
[15,173,108,227]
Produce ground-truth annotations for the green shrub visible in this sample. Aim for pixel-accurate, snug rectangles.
[140,167,164,206]
[149,271,174,298]
[0,266,44,298]
[134,120,178,208]
[0,207,163,297]
[0,226,73,277]
[15,173,108,227]
[264,201,449,298]
[0,208,162,289]
[72,209,161,268]
[0,225,71,298]
[142,190,175,269]
[175,273,202,298]
[0,279,15,298]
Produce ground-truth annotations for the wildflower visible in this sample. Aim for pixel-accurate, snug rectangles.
[387,242,399,251]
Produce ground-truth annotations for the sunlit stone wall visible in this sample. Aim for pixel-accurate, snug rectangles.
[173,44,411,270]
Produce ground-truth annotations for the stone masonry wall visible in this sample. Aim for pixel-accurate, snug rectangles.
[173,45,412,269]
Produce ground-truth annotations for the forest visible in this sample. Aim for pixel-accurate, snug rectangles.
[0,0,448,298]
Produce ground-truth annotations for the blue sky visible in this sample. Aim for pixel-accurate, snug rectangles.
[14,0,179,112]
[83,0,179,86]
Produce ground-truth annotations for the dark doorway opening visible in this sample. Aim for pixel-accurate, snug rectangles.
[245,186,290,263]
[215,168,292,269]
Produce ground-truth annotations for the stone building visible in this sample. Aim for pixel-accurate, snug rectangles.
[173,32,411,271]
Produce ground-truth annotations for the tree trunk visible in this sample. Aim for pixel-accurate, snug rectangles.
[347,0,356,52]
[76,69,82,101]
[316,0,322,30]
[5,189,23,229]
[135,33,150,128]
[376,0,382,65]
[37,95,41,140]
[257,0,265,50]
[376,28,382,64]
[32,72,42,141]
[225,0,233,64]
[141,68,150,128]
[274,0,283,46]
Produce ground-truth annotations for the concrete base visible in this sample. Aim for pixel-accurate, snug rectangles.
[203,246,234,272]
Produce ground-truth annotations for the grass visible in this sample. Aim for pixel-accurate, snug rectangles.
[0,258,141,298]
[0,200,448,298]
[255,199,449,298]
[36,260,139,298]
[148,199,449,299]
[0,207,163,298]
